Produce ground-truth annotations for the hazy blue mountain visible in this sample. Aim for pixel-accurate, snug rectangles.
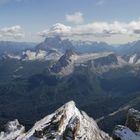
[72,40,114,53]
[115,40,140,55]
[36,36,74,52]
[0,41,36,55]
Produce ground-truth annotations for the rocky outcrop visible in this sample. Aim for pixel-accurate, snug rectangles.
[92,54,118,67]
[51,49,76,75]
[112,108,140,140]
[126,108,140,132]
[0,119,25,140]
[0,101,112,140]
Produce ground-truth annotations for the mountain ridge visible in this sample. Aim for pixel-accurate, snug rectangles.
[0,101,112,140]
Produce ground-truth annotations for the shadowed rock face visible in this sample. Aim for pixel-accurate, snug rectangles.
[93,54,118,67]
[112,108,140,140]
[0,101,112,140]
[63,116,80,140]
[51,49,75,74]
[126,108,140,132]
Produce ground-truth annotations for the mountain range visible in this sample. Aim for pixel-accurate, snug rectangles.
[0,36,140,139]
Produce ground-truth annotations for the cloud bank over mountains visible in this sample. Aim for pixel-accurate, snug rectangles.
[38,19,140,38]
[1,18,140,43]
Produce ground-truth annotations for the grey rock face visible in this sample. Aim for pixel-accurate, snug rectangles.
[51,49,75,74]
[126,108,140,132]
[90,53,118,67]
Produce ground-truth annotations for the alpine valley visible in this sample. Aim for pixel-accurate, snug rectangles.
[0,36,140,140]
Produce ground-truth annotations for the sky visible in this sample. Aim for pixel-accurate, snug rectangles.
[0,0,140,44]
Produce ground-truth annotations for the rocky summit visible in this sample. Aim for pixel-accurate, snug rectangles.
[0,101,112,140]
[0,101,140,140]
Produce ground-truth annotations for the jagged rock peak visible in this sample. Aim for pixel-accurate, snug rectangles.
[3,101,112,140]
[51,49,77,74]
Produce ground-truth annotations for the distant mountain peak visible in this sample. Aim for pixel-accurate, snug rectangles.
[44,35,62,43]
[36,36,74,52]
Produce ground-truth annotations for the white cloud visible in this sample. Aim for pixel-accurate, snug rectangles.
[66,12,84,24]
[38,20,140,42]
[0,25,24,39]
[38,23,71,37]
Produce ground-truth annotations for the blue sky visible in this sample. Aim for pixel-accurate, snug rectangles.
[0,0,140,44]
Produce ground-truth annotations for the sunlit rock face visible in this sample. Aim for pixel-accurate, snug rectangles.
[0,101,112,140]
